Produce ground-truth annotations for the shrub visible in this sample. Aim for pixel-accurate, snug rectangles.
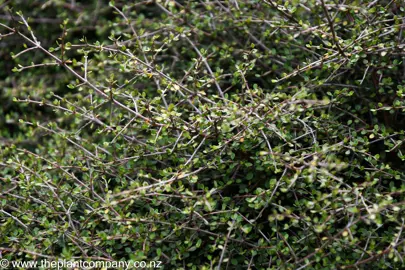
[1,1,405,269]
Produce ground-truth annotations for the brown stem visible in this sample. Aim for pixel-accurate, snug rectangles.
[320,0,346,57]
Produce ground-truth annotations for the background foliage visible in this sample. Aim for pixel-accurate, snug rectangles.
[1,0,405,269]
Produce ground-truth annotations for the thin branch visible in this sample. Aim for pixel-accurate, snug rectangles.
[216,219,236,270]
[185,36,224,99]
[0,209,29,230]
[320,0,346,57]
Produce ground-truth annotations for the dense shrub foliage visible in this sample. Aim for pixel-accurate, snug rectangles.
[1,0,405,269]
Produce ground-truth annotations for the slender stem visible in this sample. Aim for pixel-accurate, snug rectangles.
[320,0,346,57]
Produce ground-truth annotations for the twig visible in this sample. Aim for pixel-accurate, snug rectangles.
[320,0,346,57]
[185,36,224,98]
[0,209,29,230]
[216,219,236,270]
